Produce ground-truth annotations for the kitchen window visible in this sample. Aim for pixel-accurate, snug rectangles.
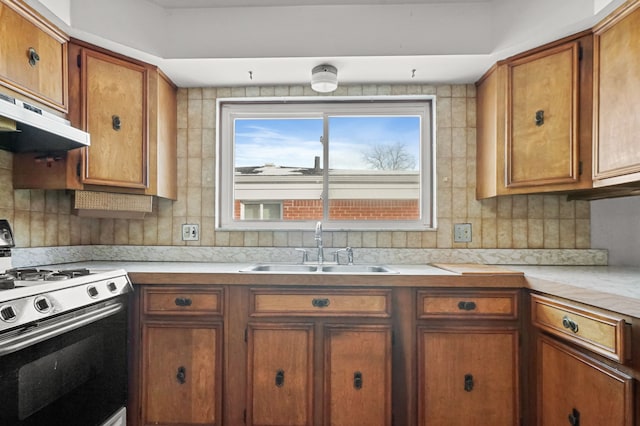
[217,96,435,230]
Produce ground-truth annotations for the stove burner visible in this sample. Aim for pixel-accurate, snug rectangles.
[3,267,92,282]
[46,273,71,281]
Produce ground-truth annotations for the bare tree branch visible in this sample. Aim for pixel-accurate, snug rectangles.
[362,141,416,170]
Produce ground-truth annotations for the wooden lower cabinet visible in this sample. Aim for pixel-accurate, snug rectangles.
[246,323,314,426]
[537,334,633,426]
[132,285,528,426]
[324,325,392,426]
[417,327,520,426]
[133,286,224,426]
[141,323,222,426]
[245,321,392,426]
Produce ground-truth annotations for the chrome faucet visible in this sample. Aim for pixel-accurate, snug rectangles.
[314,221,324,264]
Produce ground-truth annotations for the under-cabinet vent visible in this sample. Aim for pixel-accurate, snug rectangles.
[73,190,153,219]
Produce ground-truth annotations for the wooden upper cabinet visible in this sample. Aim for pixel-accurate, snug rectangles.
[13,39,177,199]
[77,46,148,189]
[593,1,640,186]
[0,0,68,112]
[476,32,593,199]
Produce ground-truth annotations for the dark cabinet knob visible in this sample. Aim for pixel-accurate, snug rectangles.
[312,298,330,308]
[28,47,40,66]
[562,316,579,333]
[568,408,580,426]
[112,115,121,131]
[175,297,193,307]
[457,301,477,311]
[535,109,545,126]
[464,374,474,392]
[176,366,186,384]
[275,369,285,387]
[353,371,363,390]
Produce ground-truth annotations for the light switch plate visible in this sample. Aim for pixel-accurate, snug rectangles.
[182,224,199,241]
[454,223,472,243]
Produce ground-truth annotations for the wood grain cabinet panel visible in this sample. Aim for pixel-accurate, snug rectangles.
[324,325,392,426]
[476,32,593,198]
[0,0,67,112]
[143,287,223,316]
[135,286,223,426]
[418,327,520,426]
[418,289,518,320]
[531,293,630,362]
[593,1,640,186]
[80,47,147,189]
[538,334,633,426]
[246,323,314,426]
[141,322,222,426]
[250,288,391,317]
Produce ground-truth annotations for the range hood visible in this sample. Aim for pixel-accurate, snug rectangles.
[0,93,90,153]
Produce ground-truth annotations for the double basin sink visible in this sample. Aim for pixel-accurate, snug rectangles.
[241,263,398,274]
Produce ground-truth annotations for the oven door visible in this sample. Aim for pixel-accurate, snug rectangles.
[0,295,129,426]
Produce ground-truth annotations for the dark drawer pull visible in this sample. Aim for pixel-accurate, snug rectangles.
[464,373,474,392]
[312,298,330,308]
[176,366,186,384]
[562,316,579,333]
[568,408,580,426]
[275,369,285,387]
[354,371,363,390]
[535,109,545,126]
[457,301,477,311]
[175,297,193,307]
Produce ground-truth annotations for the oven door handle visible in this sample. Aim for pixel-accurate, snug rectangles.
[0,302,124,357]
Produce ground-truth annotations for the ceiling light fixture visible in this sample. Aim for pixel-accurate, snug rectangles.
[311,64,338,93]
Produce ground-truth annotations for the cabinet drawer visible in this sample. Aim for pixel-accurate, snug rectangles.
[250,289,391,317]
[417,290,519,320]
[143,287,223,316]
[531,294,630,362]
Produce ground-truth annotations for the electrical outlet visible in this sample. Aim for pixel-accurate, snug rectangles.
[453,223,472,243]
[182,224,199,241]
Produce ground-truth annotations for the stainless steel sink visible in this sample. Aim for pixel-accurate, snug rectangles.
[321,264,397,273]
[240,263,397,273]
[240,264,319,272]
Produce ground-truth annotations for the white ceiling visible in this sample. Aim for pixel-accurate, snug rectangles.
[30,0,625,88]
[147,0,488,7]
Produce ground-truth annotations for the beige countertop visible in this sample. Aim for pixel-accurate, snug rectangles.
[41,261,640,317]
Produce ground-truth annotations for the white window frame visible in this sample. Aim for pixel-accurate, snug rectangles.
[216,95,436,231]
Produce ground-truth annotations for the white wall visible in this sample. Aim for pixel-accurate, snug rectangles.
[591,196,640,266]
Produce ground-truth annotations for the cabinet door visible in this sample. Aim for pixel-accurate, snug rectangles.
[418,327,519,426]
[507,41,580,188]
[141,322,221,426]
[324,325,392,426]
[538,335,633,426]
[80,48,148,189]
[247,323,314,426]
[0,0,67,112]
[593,2,640,185]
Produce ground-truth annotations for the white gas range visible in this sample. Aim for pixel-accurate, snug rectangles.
[0,219,132,426]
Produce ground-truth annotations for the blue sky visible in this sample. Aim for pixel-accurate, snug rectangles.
[234,116,420,170]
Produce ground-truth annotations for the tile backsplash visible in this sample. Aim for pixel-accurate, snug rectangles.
[1,84,590,249]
